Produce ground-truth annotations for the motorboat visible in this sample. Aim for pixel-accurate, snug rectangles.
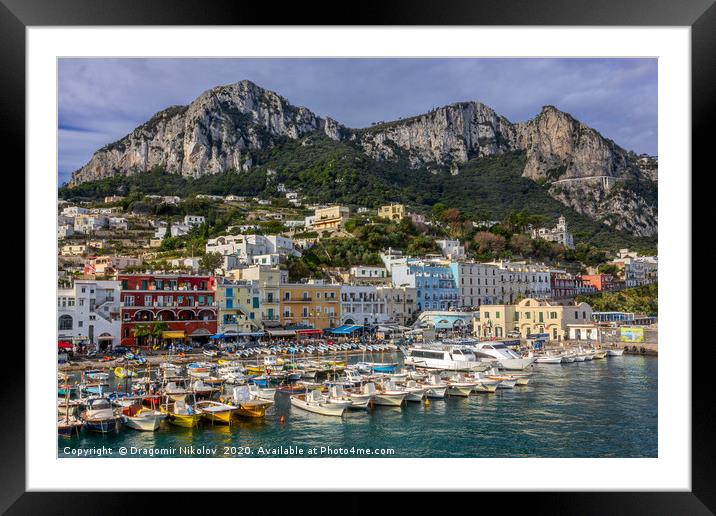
[290,390,349,417]
[421,374,448,398]
[195,400,239,425]
[404,345,487,372]
[121,406,166,431]
[402,380,427,402]
[535,353,564,364]
[248,383,276,402]
[470,343,536,371]
[80,397,122,433]
[445,376,477,397]
[362,382,406,406]
[328,385,371,409]
[607,348,625,356]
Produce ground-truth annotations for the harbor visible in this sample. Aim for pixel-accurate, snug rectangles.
[58,341,657,458]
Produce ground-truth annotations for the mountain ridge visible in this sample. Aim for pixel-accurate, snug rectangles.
[66,79,657,236]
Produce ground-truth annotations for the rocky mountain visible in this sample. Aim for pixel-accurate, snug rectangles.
[68,80,657,236]
[69,80,345,185]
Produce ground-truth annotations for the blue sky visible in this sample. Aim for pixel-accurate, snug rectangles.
[58,58,657,185]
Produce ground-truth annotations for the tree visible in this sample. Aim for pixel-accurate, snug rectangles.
[473,231,506,255]
[199,252,224,273]
[509,234,533,256]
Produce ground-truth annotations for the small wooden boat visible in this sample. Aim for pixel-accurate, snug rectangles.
[57,398,83,416]
[446,377,477,397]
[402,380,427,402]
[593,351,607,359]
[607,348,625,356]
[290,390,349,417]
[122,407,166,431]
[160,398,201,428]
[422,375,448,398]
[248,384,276,401]
[328,385,371,409]
[194,400,238,425]
[226,386,272,418]
[57,384,76,397]
[363,382,406,406]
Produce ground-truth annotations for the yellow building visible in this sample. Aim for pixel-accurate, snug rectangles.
[378,204,405,222]
[227,265,287,327]
[216,277,262,333]
[279,281,341,330]
[312,205,350,233]
[474,298,593,341]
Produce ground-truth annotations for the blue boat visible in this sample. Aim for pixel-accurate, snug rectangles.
[371,364,397,373]
[250,376,270,387]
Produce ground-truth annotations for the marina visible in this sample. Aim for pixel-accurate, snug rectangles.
[58,345,657,458]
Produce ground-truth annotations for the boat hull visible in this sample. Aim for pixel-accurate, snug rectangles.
[123,412,166,431]
[498,357,536,371]
[84,418,121,433]
[425,386,447,398]
[290,396,347,416]
[372,393,405,406]
[607,349,625,356]
[447,385,474,397]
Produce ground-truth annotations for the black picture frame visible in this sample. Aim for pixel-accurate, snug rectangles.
[4,0,709,512]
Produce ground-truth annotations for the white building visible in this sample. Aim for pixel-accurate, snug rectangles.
[488,260,552,303]
[349,266,389,282]
[530,215,575,249]
[205,234,300,264]
[184,215,205,226]
[108,217,128,230]
[340,285,389,326]
[73,214,109,233]
[61,206,89,217]
[436,239,466,260]
[376,286,417,325]
[57,280,122,350]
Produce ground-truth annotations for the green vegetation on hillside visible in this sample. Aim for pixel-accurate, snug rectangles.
[60,134,656,254]
[575,283,658,315]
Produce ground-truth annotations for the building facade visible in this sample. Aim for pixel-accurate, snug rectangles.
[57,280,122,350]
[378,204,405,222]
[118,274,217,347]
[376,286,417,326]
[450,262,502,308]
[530,215,575,249]
[340,285,389,326]
[310,205,350,234]
[228,265,287,327]
[475,298,593,341]
[391,259,458,311]
[279,281,340,330]
[215,277,262,334]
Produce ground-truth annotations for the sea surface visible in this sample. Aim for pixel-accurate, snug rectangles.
[59,353,657,458]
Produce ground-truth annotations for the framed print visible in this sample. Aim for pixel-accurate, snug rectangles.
[4,0,712,511]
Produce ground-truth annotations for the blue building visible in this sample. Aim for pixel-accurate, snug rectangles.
[391,259,458,311]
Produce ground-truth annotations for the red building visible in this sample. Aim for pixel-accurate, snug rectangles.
[578,274,624,293]
[119,274,217,347]
[550,272,577,299]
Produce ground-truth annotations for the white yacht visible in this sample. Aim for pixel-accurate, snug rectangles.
[404,345,487,372]
[470,342,536,371]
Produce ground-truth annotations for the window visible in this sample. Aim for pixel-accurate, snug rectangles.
[58,315,73,330]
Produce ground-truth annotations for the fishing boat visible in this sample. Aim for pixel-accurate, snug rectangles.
[328,385,372,409]
[121,406,167,431]
[57,383,76,397]
[290,389,350,417]
[402,380,427,402]
[363,382,406,406]
[190,380,220,398]
[160,396,201,428]
[535,352,564,364]
[607,348,625,356]
[593,350,607,359]
[248,384,277,402]
[107,391,144,408]
[483,371,517,389]
[573,353,586,362]
[57,398,83,416]
[80,397,122,433]
[446,377,477,397]
[226,386,273,418]
[422,374,448,398]
[195,400,238,425]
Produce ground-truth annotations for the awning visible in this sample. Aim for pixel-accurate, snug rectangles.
[327,324,364,335]
[210,333,225,339]
[237,332,265,337]
[296,329,322,335]
[97,335,114,340]
[58,340,72,349]
[267,329,297,337]
[189,328,212,337]
[162,331,186,339]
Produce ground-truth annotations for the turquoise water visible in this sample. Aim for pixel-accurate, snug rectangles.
[59,354,657,458]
